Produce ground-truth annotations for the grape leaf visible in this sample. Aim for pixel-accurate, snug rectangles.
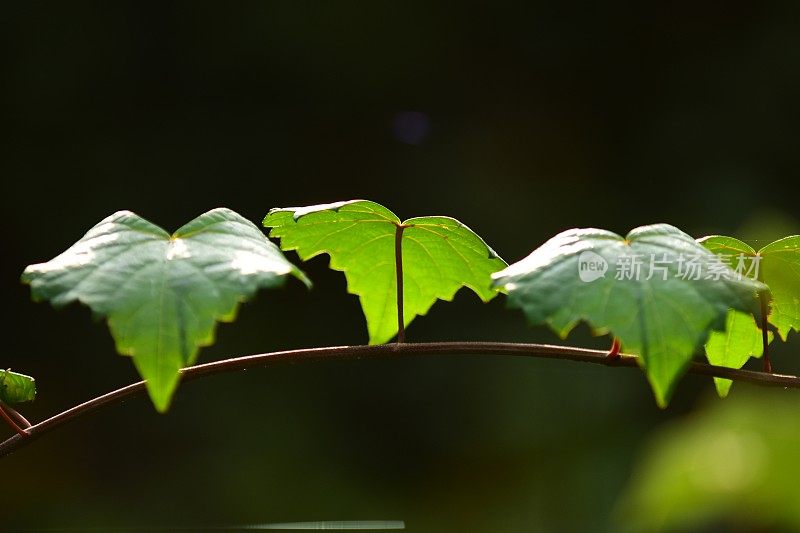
[700,235,800,340]
[0,370,36,405]
[22,208,309,412]
[263,200,506,344]
[705,310,773,397]
[491,224,767,407]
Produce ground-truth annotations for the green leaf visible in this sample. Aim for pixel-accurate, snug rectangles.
[705,310,773,397]
[0,370,36,405]
[617,391,800,531]
[700,234,800,341]
[491,224,767,407]
[263,200,506,344]
[760,236,800,337]
[22,208,309,412]
[699,235,799,394]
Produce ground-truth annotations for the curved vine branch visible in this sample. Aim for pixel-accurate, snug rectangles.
[2,341,799,458]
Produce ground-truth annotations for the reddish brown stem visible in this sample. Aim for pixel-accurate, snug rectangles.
[0,403,29,438]
[607,337,621,360]
[2,342,800,459]
[2,402,31,429]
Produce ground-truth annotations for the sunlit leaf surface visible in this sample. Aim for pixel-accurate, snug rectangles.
[23,208,309,411]
[492,224,766,406]
[264,200,506,344]
[0,370,36,405]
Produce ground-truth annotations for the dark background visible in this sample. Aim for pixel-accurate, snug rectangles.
[3,2,799,531]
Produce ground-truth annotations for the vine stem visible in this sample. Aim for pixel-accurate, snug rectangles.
[2,341,800,458]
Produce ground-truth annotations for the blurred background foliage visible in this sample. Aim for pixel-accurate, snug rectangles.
[2,2,799,531]
[617,391,800,532]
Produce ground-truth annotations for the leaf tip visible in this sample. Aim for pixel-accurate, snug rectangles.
[654,394,670,410]
[713,377,732,398]
[293,268,313,289]
[645,367,680,410]
[151,395,173,413]
[145,380,178,413]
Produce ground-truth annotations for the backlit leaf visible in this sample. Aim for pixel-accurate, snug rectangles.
[0,370,36,405]
[22,208,309,411]
[263,200,506,344]
[705,310,773,397]
[699,235,799,393]
[700,235,800,341]
[492,224,767,406]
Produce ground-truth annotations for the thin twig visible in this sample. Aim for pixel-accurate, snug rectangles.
[2,341,799,458]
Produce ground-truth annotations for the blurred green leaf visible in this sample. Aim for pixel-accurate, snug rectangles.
[22,208,309,412]
[264,200,506,344]
[491,224,766,407]
[617,391,800,532]
[0,370,36,404]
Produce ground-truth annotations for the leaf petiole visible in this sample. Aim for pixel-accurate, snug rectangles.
[0,400,30,438]
[608,337,621,360]
[395,224,407,344]
[760,292,772,373]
